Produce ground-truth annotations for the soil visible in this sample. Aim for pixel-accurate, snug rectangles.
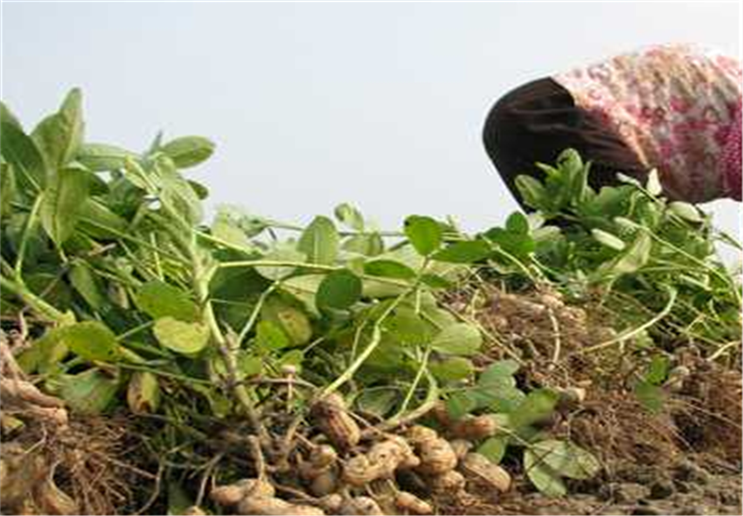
[435,283,743,516]
[439,453,741,515]
[2,285,740,515]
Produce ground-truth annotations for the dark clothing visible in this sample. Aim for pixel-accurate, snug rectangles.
[482,78,648,208]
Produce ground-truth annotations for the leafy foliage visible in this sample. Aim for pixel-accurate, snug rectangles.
[1,91,738,500]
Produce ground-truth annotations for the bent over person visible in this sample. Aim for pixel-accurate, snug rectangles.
[482,43,742,207]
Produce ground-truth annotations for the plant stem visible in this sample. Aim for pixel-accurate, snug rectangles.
[581,286,678,353]
[0,275,67,323]
[14,194,43,276]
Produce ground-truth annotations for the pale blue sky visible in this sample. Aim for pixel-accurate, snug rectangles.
[2,2,740,256]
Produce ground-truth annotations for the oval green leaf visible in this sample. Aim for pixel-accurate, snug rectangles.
[316,269,362,310]
[161,136,215,168]
[524,447,567,497]
[60,321,119,363]
[77,142,137,171]
[431,323,482,356]
[41,167,90,245]
[60,368,119,414]
[153,317,210,355]
[135,281,200,322]
[298,216,340,265]
[429,356,474,383]
[404,215,442,256]
[364,259,417,280]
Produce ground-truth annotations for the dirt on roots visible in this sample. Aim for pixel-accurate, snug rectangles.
[1,285,741,515]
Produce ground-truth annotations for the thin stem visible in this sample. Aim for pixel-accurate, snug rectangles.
[151,232,164,280]
[394,347,431,418]
[14,194,44,276]
[581,286,678,354]
[0,275,67,323]
[707,340,741,362]
[237,282,279,344]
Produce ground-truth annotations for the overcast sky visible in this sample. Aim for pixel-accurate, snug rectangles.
[2,1,740,260]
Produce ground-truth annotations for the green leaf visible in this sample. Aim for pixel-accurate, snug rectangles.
[56,321,119,362]
[156,156,203,224]
[41,167,90,245]
[16,327,71,374]
[432,240,492,263]
[153,317,210,355]
[0,101,22,129]
[255,320,291,352]
[510,389,559,429]
[645,355,669,385]
[429,356,474,382]
[69,262,106,311]
[419,273,453,290]
[77,143,137,171]
[316,269,362,310]
[404,215,443,256]
[383,308,435,346]
[471,383,525,414]
[524,447,567,497]
[167,481,194,516]
[515,175,548,210]
[276,349,304,371]
[342,233,384,256]
[431,323,482,356]
[237,352,263,378]
[446,390,479,419]
[668,201,703,223]
[478,435,509,464]
[529,440,601,480]
[591,229,626,251]
[334,203,365,231]
[635,381,664,413]
[188,179,209,199]
[298,216,340,265]
[484,227,536,259]
[355,389,399,418]
[211,214,252,248]
[32,88,85,169]
[364,259,417,280]
[261,296,313,346]
[506,212,530,235]
[135,281,200,322]
[78,198,129,239]
[59,368,119,414]
[0,162,16,217]
[479,360,520,385]
[213,349,263,380]
[0,120,47,191]
[161,136,215,168]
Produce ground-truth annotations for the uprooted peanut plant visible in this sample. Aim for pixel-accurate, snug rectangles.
[0,90,740,515]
